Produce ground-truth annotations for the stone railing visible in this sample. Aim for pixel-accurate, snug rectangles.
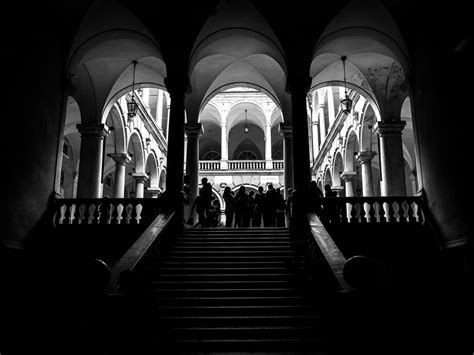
[272,161,284,170]
[53,198,162,226]
[199,161,221,170]
[313,196,425,224]
[199,160,284,171]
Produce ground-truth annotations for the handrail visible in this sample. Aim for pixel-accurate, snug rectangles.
[105,211,175,295]
[307,213,353,293]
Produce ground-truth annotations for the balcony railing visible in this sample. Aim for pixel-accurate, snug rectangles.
[313,196,425,225]
[199,160,284,171]
[53,198,162,226]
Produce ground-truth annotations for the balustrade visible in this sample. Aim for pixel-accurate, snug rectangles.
[53,198,162,226]
[312,196,425,225]
[199,160,284,171]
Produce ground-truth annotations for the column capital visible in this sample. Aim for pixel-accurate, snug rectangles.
[76,122,109,137]
[356,150,377,163]
[374,120,406,135]
[107,152,131,166]
[341,171,357,182]
[131,172,148,183]
[185,123,202,137]
[279,123,293,138]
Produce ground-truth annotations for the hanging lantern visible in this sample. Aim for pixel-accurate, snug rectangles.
[244,109,249,133]
[127,60,138,119]
[340,56,353,115]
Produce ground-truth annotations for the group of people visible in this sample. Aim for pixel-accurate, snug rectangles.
[187,177,339,229]
[188,178,222,228]
[223,183,288,228]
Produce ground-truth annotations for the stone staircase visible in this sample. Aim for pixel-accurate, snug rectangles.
[144,227,331,353]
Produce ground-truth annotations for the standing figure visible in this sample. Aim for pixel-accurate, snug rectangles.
[223,186,235,228]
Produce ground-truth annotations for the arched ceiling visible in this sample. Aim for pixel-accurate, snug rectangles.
[186,0,291,124]
[67,0,166,124]
[310,0,410,121]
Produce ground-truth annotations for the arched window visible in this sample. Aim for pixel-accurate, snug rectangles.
[202,151,221,160]
[237,150,257,160]
[273,150,283,160]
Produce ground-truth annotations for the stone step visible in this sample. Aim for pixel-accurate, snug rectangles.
[154,296,313,307]
[156,305,319,317]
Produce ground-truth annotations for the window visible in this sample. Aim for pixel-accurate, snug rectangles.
[237,151,257,160]
[202,151,221,160]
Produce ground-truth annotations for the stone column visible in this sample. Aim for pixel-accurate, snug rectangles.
[318,104,327,141]
[311,120,320,158]
[332,186,345,197]
[356,151,377,197]
[220,120,229,170]
[76,123,109,198]
[147,187,161,198]
[341,171,357,197]
[108,152,131,198]
[156,90,163,129]
[265,121,273,169]
[289,80,311,197]
[280,123,294,197]
[164,77,186,209]
[132,173,148,198]
[375,121,407,196]
[185,123,201,219]
[327,87,336,128]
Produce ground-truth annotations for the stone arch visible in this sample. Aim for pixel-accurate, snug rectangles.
[159,169,167,191]
[227,101,266,133]
[186,0,291,125]
[344,130,359,171]
[333,151,344,187]
[145,150,159,188]
[66,0,167,124]
[310,0,411,122]
[127,131,145,173]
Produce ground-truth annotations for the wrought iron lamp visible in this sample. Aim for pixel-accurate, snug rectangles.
[244,109,249,133]
[340,56,352,115]
[127,60,138,119]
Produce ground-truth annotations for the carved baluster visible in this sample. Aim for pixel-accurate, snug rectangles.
[78,204,87,224]
[349,201,358,223]
[87,204,96,224]
[116,204,124,224]
[106,203,114,224]
[345,202,353,222]
[382,202,390,223]
[392,201,401,222]
[69,204,77,224]
[355,202,362,223]
[125,203,134,224]
[58,204,67,225]
[412,201,420,223]
[135,203,143,224]
[363,202,372,223]
[373,202,381,223]
[401,200,410,223]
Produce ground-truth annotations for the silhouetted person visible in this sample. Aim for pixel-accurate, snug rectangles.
[248,190,256,226]
[253,186,265,227]
[234,186,250,227]
[223,186,235,228]
[309,180,324,215]
[263,183,277,227]
[275,188,286,227]
[190,188,208,227]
